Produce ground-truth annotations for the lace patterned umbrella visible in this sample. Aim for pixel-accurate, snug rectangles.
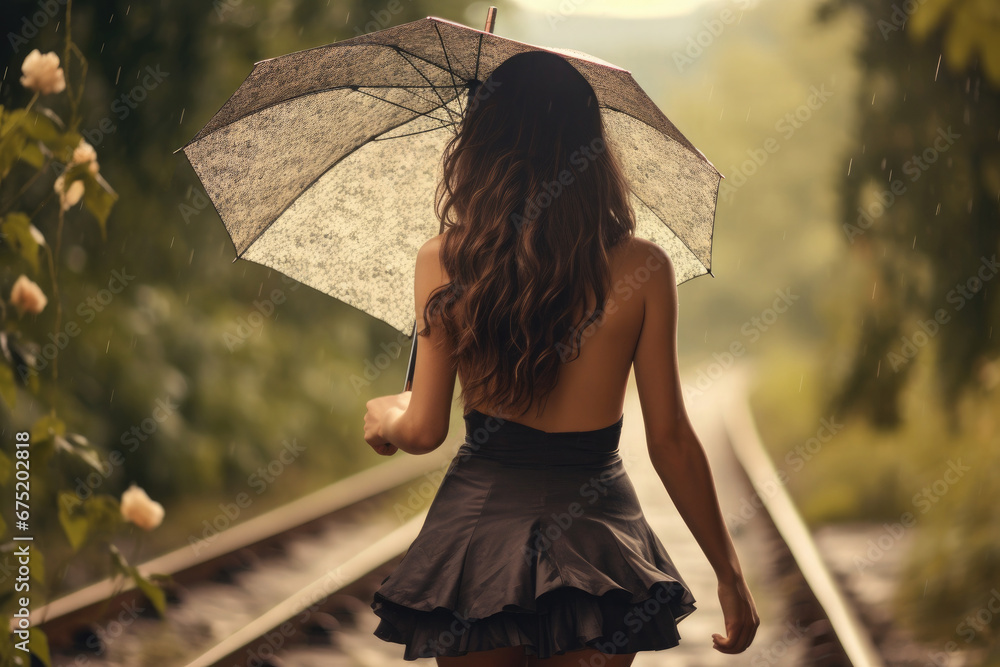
[173,7,721,390]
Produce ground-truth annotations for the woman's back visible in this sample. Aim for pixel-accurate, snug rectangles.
[369,48,758,664]
[455,233,651,433]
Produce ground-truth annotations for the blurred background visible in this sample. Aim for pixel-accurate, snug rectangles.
[1,0,998,663]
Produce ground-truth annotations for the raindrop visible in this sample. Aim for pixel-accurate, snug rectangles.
[188,248,195,265]
[935,203,941,215]
[179,107,185,124]
[872,281,877,299]
[719,107,724,121]
[934,54,942,81]
[876,359,880,378]
[912,236,916,249]
[847,157,852,175]
[745,106,751,123]
[871,91,876,105]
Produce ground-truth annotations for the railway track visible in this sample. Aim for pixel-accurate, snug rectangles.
[29,364,892,667]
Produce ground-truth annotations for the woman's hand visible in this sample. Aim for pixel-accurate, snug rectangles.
[712,575,759,653]
[364,391,411,456]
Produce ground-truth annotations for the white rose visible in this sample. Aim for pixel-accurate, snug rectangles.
[9,274,47,315]
[54,174,85,210]
[120,484,165,531]
[19,49,66,95]
[72,139,98,166]
[29,224,46,246]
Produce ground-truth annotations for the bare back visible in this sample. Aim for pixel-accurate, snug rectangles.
[462,236,654,432]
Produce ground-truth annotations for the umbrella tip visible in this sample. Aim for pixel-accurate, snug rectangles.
[708,268,715,278]
[484,6,497,33]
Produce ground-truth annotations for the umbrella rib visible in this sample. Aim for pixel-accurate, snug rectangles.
[391,47,462,130]
[629,187,708,269]
[178,82,462,153]
[364,49,466,125]
[370,121,458,142]
[393,48,456,130]
[599,103,720,170]
[182,43,471,151]
[234,114,455,260]
[474,32,484,83]
[350,87,455,131]
[433,23,467,122]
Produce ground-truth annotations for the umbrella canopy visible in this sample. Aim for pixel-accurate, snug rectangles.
[174,14,720,338]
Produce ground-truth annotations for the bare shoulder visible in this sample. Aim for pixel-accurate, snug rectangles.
[621,237,676,289]
[418,233,444,260]
[416,233,448,281]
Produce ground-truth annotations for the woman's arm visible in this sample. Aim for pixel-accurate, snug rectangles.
[630,239,759,653]
[364,391,437,455]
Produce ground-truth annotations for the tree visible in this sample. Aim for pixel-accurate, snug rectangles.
[818,0,1000,430]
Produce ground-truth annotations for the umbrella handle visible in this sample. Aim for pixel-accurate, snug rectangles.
[403,320,417,391]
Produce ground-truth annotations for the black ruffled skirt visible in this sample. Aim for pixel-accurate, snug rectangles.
[370,408,697,660]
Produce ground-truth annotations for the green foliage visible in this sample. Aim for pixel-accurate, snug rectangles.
[0,213,40,275]
[109,544,168,618]
[58,492,122,552]
[909,0,1000,86]
[61,160,117,241]
[0,2,170,662]
[817,0,1000,429]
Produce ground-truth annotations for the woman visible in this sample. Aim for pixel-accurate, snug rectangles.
[363,50,758,665]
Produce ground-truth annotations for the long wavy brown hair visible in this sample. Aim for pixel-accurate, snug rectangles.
[419,50,637,419]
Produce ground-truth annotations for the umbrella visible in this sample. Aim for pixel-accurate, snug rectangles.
[173,6,721,391]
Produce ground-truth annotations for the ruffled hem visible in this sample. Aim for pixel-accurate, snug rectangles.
[371,581,696,660]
